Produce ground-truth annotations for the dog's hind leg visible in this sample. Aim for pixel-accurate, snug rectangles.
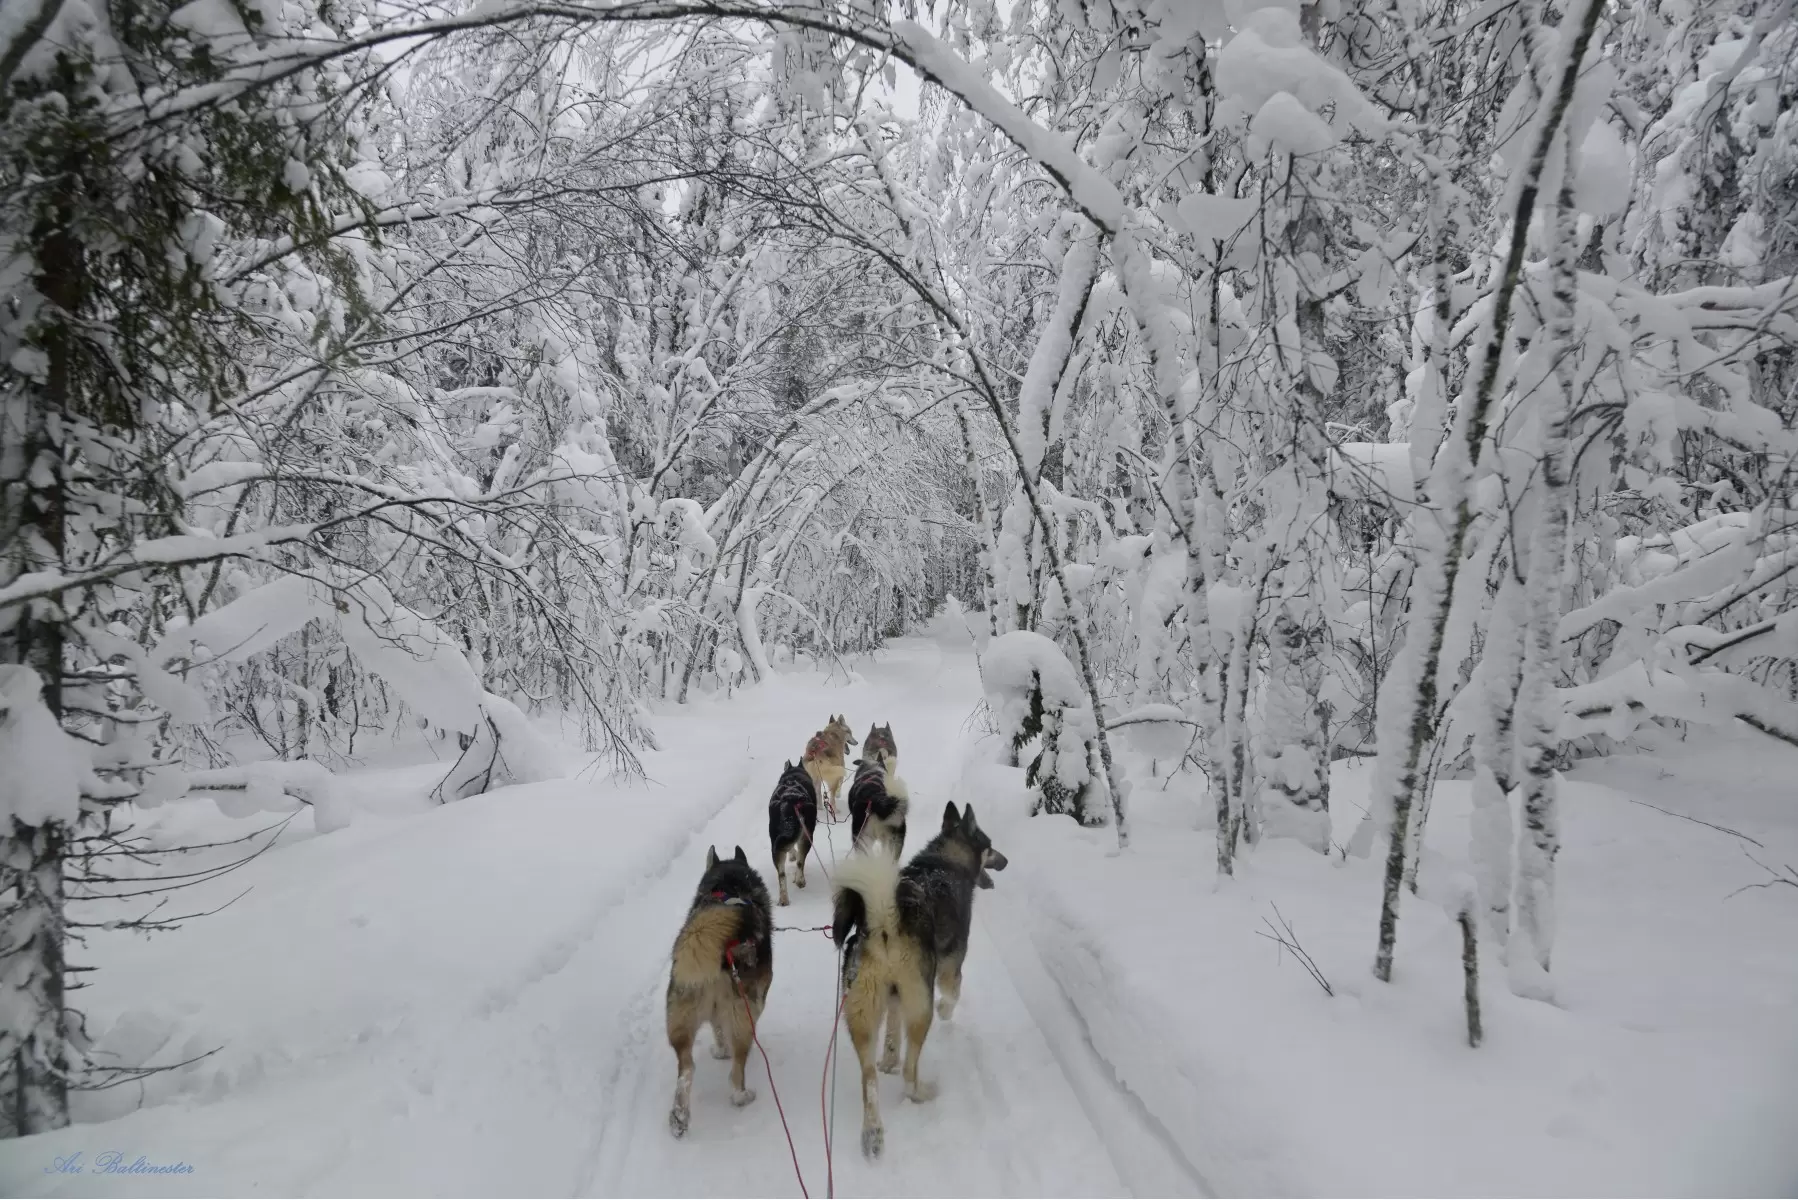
[935,946,966,1021]
[900,975,938,1103]
[708,1015,731,1060]
[845,980,886,1158]
[878,987,902,1074]
[794,831,810,890]
[724,992,758,1107]
[774,843,791,907]
[667,1003,699,1137]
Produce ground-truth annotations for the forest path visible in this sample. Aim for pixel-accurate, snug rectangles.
[0,636,1202,1198]
[572,637,1199,1197]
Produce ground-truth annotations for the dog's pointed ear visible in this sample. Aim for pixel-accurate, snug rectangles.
[734,845,748,865]
[705,845,719,870]
[942,801,961,830]
[962,804,979,832]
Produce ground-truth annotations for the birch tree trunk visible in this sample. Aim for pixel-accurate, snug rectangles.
[1369,0,1604,983]
[1509,138,1583,999]
[1468,576,1525,952]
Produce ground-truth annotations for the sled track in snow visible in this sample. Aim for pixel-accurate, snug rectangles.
[983,897,1215,1197]
[578,811,1213,1196]
[470,760,757,1022]
[576,643,1214,1197]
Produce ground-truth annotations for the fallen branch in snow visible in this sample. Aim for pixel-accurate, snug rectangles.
[71,1043,224,1094]
[1725,849,1798,900]
[185,761,350,833]
[1622,798,1764,849]
[1258,904,1334,997]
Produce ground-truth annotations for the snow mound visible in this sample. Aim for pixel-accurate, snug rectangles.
[0,665,87,826]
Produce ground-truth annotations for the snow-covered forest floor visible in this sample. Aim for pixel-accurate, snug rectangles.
[5,617,1794,1198]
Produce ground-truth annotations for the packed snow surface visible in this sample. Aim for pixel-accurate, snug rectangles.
[4,626,1796,1197]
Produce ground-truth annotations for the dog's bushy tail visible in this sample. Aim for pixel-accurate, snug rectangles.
[671,905,744,987]
[831,851,900,948]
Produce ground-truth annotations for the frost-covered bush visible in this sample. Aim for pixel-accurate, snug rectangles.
[981,632,1102,823]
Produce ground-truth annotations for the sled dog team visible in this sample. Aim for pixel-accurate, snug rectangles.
[664,716,1008,1159]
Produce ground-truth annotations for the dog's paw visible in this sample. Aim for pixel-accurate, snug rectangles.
[877,1052,899,1075]
[795,875,807,889]
[730,1087,757,1107]
[778,894,790,907]
[905,1079,938,1104]
[710,1041,731,1061]
[936,998,957,1021]
[861,1126,884,1160]
[669,1106,689,1138]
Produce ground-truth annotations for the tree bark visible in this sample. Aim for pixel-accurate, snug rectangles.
[1369,0,1604,983]
[0,165,82,1138]
[1510,137,1583,996]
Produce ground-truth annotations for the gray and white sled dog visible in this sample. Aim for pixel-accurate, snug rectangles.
[846,746,908,860]
[830,802,1009,1159]
[665,845,773,1138]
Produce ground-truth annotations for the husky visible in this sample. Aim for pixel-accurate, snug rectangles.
[830,802,1009,1159]
[863,721,898,776]
[767,759,819,907]
[666,845,774,1139]
[846,748,908,860]
[801,714,857,820]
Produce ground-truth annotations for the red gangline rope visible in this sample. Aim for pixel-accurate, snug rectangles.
[726,942,810,1198]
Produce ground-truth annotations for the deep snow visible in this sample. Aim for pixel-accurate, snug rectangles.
[4,621,1796,1197]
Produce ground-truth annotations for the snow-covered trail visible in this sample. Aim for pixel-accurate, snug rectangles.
[10,629,1792,1197]
[577,639,1193,1198]
[2,636,1197,1198]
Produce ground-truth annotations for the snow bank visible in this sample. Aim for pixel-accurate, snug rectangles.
[434,692,564,802]
[184,760,351,833]
[984,737,1798,1197]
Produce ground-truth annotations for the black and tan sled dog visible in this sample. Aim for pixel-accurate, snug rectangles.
[767,759,819,906]
[846,747,908,859]
[666,845,774,1138]
[830,802,1009,1159]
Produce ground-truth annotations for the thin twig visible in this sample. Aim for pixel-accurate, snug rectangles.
[1725,847,1798,899]
[1623,797,1764,848]
[1257,903,1334,997]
